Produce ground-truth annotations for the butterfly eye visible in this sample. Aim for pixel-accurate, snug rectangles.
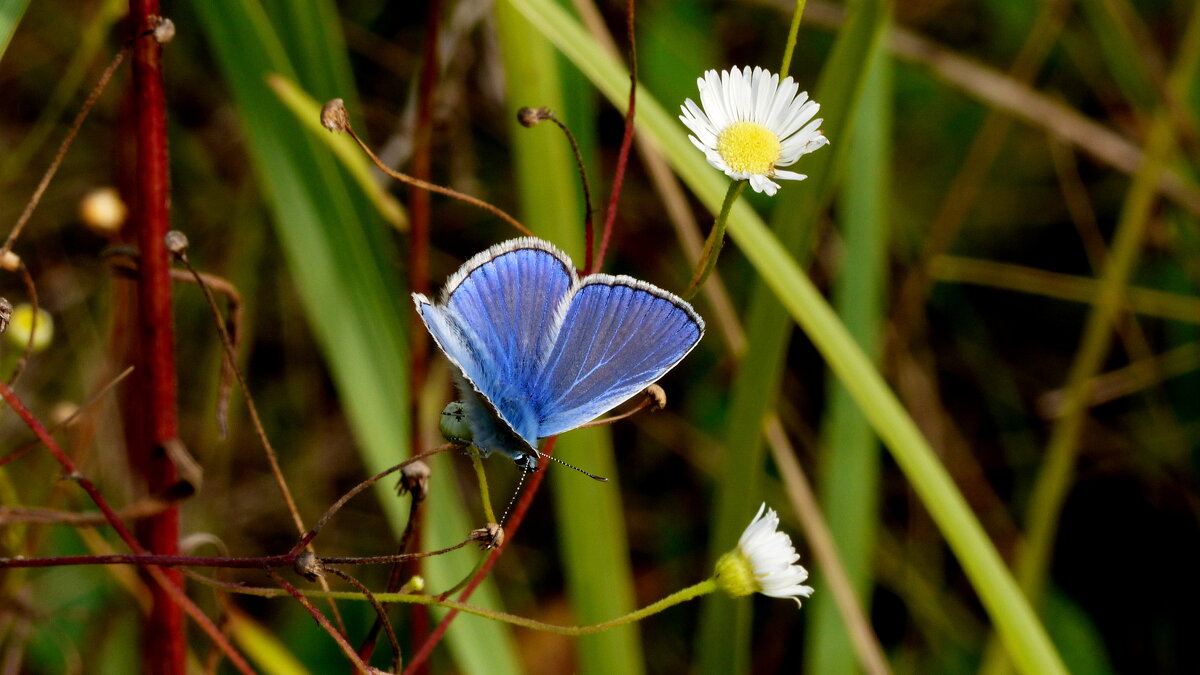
[439,401,472,446]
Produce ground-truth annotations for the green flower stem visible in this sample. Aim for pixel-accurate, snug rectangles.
[685,180,746,300]
[193,572,718,636]
[780,0,809,76]
[469,452,498,524]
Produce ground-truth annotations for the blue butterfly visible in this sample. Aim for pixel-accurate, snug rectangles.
[413,237,705,471]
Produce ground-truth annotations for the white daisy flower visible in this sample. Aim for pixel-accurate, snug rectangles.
[679,66,828,196]
[714,503,814,606]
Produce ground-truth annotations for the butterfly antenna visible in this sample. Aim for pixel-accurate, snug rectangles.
[500,467,529,525]
[534,449,609,482]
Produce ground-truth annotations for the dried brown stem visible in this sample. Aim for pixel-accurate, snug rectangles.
[4,263,40,388]
[0,365,134,469]
[326,567,403,674]
[0,45,132,259]
[171,247,348,632]
[266,568,377,674]
[344,126,533,236]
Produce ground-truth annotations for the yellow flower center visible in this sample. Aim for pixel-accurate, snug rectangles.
[716,121,780,175]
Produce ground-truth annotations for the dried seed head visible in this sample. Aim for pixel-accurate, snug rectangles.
[0,298,12,334]
[80,187,128,233]
[517,106,551,128]
[151,16,175,44]
[644,384,667,411]
[396,459,431,501]
[469,523,504,550]
[1,250,21,272]
[293,551,324,582]
[164,230,189,256]
[321,99,350,133]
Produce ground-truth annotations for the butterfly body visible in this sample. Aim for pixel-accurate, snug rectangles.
[414,237,704,470]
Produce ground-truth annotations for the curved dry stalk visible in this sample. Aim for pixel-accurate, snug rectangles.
[266,569,377,674]
[170,246,348,634]
[764,415,892,675]
[4,263,41,388]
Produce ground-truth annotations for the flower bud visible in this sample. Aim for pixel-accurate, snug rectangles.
[5,304,53,352]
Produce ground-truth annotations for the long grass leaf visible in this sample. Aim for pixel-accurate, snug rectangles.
[0,0,29,61]
[806,40,891,675]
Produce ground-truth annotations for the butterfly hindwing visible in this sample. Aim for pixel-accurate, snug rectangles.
[531,274,705,437]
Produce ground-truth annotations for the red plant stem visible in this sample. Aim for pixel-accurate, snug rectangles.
[408,0,441,395]
[0,382,255,675]
[127,4,184,672]
[266,569,375,674]
[408,5,441,670]
[402,437,558,674]
[408,6,441,667]
[590,0,638,275]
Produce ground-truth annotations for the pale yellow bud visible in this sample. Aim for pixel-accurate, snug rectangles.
[80,187,128,233]
[6,304,54,352]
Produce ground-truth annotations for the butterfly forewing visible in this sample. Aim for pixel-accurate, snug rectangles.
[442,240,576,393]
[531,275,704,437]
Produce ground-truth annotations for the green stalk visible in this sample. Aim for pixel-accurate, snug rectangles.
[685,179,746,299]
[505,0,1068,672]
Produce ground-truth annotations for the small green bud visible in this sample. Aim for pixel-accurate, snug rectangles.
[713,550,757,599]
[6,304,53,352]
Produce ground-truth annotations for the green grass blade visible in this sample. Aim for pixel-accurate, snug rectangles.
[0,0,29,61]
[494,4,644,673]
[266,74,407,228]
[806,40,891,675]
[503,0,1068,672]
[228,611,314,675]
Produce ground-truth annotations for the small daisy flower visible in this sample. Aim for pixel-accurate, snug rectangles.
[714,503,814,606]
[680,66,828,196]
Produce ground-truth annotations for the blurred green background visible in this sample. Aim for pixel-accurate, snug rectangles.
[1,0,1198,673]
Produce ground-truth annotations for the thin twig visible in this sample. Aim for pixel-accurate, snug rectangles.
[0,540,472,570]
[358,497,423,664]
[0,498,171,526]
[0,46,132,259]
[291,446,454,555]
[0,365,134,469]
[326,567,403,674]
[172,247,349,634]
[266,569,378,674]
[343,125,532,236]
[575,395,652,429]
[4,264,41,387]
[403,437,558,673]
[792,0,1200,215]
[590,0,638,274]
